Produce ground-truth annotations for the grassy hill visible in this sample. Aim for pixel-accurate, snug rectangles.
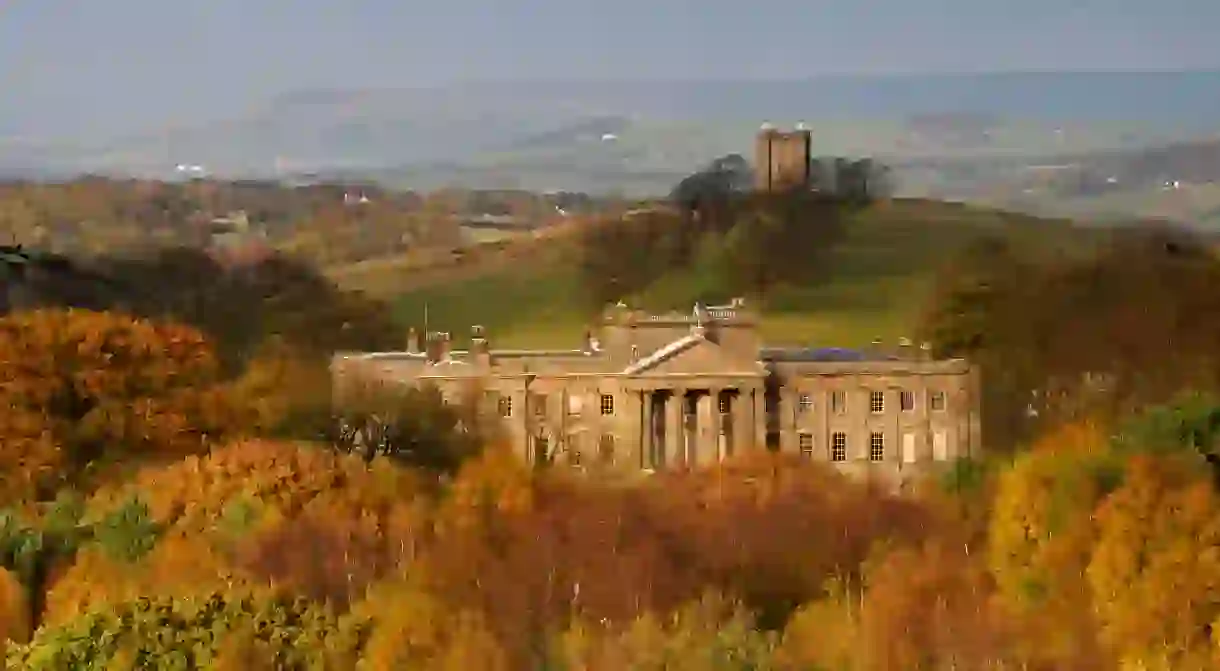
[359,198,1104,350]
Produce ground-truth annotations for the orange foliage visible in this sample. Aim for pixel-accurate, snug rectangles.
[0,309,247,498]
[42,532,244,627]
[779,540,1018,671]
[425,450,932,668]
[233,495,422,609]
[646,452,932,627]
[0,567,30,651]
[84,439,424,534]
[1029,417,1110,455]
[45,440,428,624]
[856,541,1016,670]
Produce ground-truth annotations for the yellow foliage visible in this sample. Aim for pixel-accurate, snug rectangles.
[775,579,862,671]
[556,592,775,671]
[987,422,1115,663]
[351,576,509,671]
[1087,454,1220,669]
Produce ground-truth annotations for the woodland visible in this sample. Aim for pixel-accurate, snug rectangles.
[2,179,1220,668]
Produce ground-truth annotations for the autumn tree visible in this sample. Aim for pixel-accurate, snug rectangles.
[1087,454,1220,669]
[350,575,509,671]
[922,228,1220,450]
[986,420,1117,666]
[10,591,360,670]
[779,541,1016,671]
[0,309,249,499]
[556,592,778,671]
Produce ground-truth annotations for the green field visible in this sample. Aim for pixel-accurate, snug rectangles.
[388,199,1099,350]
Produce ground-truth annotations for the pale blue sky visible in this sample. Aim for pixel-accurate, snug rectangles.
[2,0,1219,137]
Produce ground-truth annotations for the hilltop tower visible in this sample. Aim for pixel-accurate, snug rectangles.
[753,123,812,192]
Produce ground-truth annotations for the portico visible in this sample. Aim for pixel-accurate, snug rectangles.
[629,382,765,470]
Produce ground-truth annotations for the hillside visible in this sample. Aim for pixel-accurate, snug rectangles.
[357,198,1105,349]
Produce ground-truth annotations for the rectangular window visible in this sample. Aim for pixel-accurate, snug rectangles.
[798,393,813,413]
[600,394,615,416]
[533,394,548,416]
[870,432,885,462]
[930,391,947,411]
[831,432,847,462]
[567,443,582,467]
[798,432,813,458]
[900,390,914,412]
[869,391,885,414]
[933,431,948,461]
[718,395,730,414]
[830,391,846,415]
[533,436,549,465]
[598,434,616,463]
[497,396,513,417]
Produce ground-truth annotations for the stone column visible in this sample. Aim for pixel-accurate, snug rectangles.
[512,388,529,462]
[731,389,750,458]
[641,390,656,469]
[752,388,766,450]
[665,389,684,467]
[618,390,642,469]
[696,389,717,466]
[778,387,797,454]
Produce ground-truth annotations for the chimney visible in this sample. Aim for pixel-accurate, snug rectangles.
[425,332,442,363]
[439,332,452,361]
[868,337,883,359]
[471,325,491,364]
[407,327,420,354]
[897,337,913,360]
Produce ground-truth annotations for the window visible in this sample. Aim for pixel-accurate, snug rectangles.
[567,444,583,467]
[930,391,947,411]
[869,432,885,462]
[933,431,948,461]
[798,433,814,458]
[598,434,616,463]
[718,394,730,414]
[496,396,513,417]
[533,436,549,465]
[900,390,914,412]
[831,432,847,462]
[869,391,885,414]
[533,394,548,416]
[600,394,615,416]
[830,391,846,415]
[798,394,813,413]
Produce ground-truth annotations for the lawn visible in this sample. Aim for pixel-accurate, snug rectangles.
[384,199,1097,350]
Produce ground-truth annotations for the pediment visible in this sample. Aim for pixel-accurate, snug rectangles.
[623,335,766,377]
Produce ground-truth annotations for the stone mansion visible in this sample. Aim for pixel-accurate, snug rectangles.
[332,299,982,484]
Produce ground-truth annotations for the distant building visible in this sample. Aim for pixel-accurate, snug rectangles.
[754,124,813,192]
[332,299,982,487]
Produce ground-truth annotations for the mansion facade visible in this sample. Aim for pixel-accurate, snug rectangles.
[331,300,981,484]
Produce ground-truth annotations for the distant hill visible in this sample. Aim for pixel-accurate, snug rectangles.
[10,71,1220,190]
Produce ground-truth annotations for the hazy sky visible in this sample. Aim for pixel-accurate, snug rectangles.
[3,0,1219,138]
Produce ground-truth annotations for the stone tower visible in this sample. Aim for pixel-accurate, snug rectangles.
[753,123,812,192]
